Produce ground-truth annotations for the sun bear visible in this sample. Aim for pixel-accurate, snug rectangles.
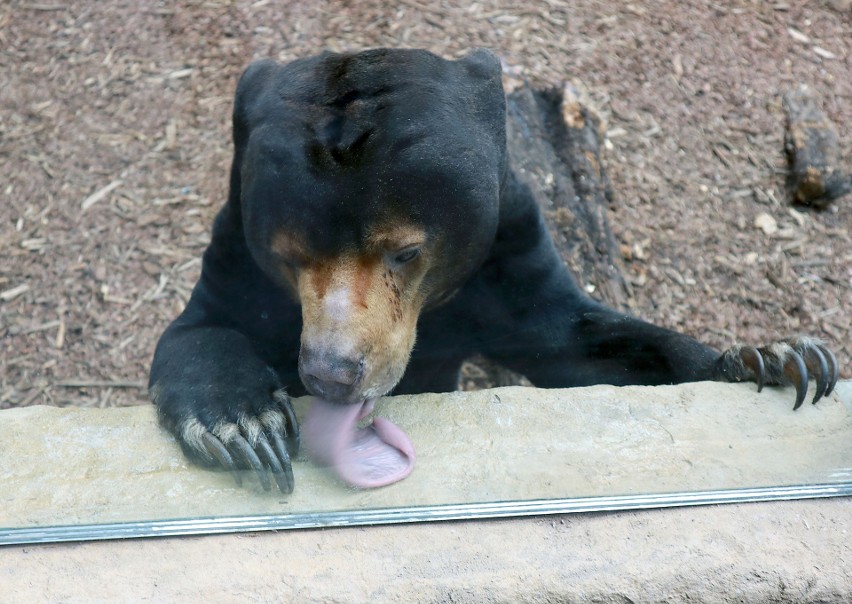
[149,49,838,493]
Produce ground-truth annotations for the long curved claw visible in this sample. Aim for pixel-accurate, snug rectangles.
[255,433,292,494]
[201,427,294,494]
[818,344,839,397]
[231,434,272,492]
[799,345,829,404]
[201,432,242,487]
[739,345,765,393]
[274,389,301,457]
[254,434,286,494]
[283,401,301,456]
[270,432,295,494]
[782,351,809,411]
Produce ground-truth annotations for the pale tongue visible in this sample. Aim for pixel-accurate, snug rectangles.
[303,398,416,488]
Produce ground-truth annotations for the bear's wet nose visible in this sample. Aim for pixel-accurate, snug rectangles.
[299,347,364,402]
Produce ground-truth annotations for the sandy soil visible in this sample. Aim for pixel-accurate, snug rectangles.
[1,0,849,409]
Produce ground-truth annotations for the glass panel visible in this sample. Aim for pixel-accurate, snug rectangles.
[2,382,850,544]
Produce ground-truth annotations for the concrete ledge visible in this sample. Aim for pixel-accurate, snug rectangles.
[1,381,850,601]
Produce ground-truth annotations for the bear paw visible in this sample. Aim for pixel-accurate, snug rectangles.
[715,337,839,410]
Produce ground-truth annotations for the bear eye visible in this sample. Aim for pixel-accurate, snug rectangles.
[393,246,421,265]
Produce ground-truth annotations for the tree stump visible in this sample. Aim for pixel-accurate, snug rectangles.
[461,82,629,389]
[506,82,630,310]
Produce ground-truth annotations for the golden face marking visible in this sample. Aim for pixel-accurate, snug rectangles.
[270,231,310,291]
[289,225,428,400]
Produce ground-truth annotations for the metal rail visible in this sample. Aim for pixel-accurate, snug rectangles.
[2,482,850,546]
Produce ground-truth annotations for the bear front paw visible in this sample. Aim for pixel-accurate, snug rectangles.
[715,337,839,410]
[155,387,300,494]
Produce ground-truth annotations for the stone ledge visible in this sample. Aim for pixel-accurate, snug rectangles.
[1,381,850,601]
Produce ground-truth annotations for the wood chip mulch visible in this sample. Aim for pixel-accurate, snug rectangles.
[1,1,849,408]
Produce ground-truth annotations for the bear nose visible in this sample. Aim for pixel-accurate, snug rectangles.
[299,347,364,402]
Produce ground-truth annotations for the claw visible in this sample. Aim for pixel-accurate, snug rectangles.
[255,433,291,494]
[270,432,295,494]
[818,345,839,397]
[201,432,242,487]
[782,352,809,411]
[283,402,301,456]
[274,389,301,457]
[799,345,829,404]
[231,434,272,492]
[740,345,765,393]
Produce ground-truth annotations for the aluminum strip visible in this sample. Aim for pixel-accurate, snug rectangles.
[2,483,850,546]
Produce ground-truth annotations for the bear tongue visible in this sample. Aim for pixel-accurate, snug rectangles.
[303,397,416,488]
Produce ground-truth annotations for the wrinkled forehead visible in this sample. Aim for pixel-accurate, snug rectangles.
[241,50,506,255]
[278,48,503,124]
[241,134,466,255]
[272,49,505,173]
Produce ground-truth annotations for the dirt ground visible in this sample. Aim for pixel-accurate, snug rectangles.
[1,0,849,410]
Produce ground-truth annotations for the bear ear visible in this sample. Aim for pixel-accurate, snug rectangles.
[233,60,278,127]
[457,48,505,119]
[458,48,502,82]
[227,60,285,213]
[237,59,278,92]
[456,49,506,146]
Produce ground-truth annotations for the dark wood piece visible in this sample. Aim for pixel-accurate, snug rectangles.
[506,83,630,310]
[783,89,851,209]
